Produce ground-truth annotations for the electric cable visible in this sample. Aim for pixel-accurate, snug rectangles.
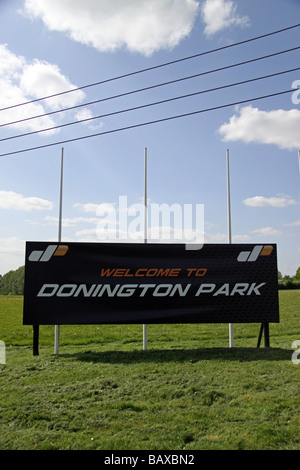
[0,88,293,158]
[1,66,298,143]
[0,23,299,113]
[1,46,299,129]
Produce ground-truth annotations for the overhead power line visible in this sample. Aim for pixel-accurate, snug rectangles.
[1,46,299,129]
[0,89,293,158]
[1,66,299,143]
[0,23,299,113]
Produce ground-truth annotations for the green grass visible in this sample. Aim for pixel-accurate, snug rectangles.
[0,290,299,450]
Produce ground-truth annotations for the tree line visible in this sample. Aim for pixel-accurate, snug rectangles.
[278,268,300,289]
[0,265,300,295]
[0,266,25,295]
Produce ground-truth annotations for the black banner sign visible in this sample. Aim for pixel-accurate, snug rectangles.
[23,242,279,325]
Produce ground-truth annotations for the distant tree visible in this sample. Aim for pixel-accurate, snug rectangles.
[277,266,300,290]
[0,266,24,295]
[295,266,300,280]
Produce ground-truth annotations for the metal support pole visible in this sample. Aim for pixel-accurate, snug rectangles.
[54,147,64,355]
[264,323,270,347]
[33,325,39,356]
[227,149,234,348]
[257,323,270,348]
[143,324,148,351]
[257,323,263,347]
[143,147,148,351]
[58,148,64,243]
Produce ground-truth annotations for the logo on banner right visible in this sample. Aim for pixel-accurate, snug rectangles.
[237,245,273,262]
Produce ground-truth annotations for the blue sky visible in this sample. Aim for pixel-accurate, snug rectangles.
[0,0,299,276]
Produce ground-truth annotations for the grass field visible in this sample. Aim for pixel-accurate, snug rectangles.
[0,290,299,450]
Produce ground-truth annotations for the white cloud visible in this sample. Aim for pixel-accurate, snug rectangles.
[201,0,249,36]
[0,237,25,255]
[232,234,250,242]
[243,195,297,208]
[251,227,282,236]
[0,44,84,134]
[204,232,227,243]
[219,106,300,150]
[0,237,25,274]
[43,215,104,227]
[0,190,53,211]
[22,0,199,56]
[0,45,55,134]
[74,202,116,214]
[75,108,104,130]
[75,228,101,241]
[75,108,94,123]
[284,220,300,227]
[75,225,205,244]
[203,232,251,243]
[20,60,85,110]
[0,43,25,79]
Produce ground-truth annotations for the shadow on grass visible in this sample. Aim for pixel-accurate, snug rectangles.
[60,347,293,364]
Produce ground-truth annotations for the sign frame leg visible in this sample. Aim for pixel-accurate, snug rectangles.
[33,325,39,356]
[257,322,270,348]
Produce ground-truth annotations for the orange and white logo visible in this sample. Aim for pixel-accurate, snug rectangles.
[29,244,69,262]
[237,245,273,262]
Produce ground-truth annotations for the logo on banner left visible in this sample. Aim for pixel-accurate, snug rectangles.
[29,245,69,262]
